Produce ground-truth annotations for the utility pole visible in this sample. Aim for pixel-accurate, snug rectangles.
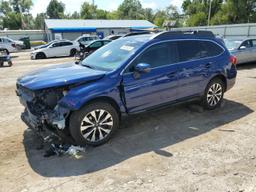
[208,0,212,26]
[92,0,96,19]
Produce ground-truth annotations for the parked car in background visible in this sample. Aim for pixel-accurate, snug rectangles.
[31,40,79,59]
[0,37,23,53]
[224,38,256,64]
[77,39,112,60]
[74,34,99,46]
[104,34,122,40]
[17,31,237,146]
[0,48,12,67]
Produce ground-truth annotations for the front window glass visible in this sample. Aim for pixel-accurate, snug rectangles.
[82,36,150,71]
[241,40,252,48]
[127,42,179,72]
[90,41,102,48]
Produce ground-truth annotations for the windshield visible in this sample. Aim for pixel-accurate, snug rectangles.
[81,35,151,71]
[224,39,242,50]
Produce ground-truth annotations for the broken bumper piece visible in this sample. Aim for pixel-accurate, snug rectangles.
[21,105,73,143]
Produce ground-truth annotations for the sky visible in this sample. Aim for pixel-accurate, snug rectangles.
[31,0,184,17]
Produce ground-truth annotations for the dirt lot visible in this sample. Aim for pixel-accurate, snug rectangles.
[0,51,256,192]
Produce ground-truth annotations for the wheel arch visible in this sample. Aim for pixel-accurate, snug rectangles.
[3,48,9,55]
[79,96,121,115]
[210,74,227,92]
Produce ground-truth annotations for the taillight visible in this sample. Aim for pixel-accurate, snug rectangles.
[11,43,16,48]
[230,55,237,65]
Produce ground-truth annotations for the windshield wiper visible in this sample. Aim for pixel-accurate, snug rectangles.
[83,64,94,69]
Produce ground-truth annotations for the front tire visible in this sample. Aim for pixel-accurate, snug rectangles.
[69,102,119,146]
[35,52,46,59]
[202,78,224,110]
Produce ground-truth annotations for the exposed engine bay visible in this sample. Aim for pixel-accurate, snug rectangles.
[16,83,71,141]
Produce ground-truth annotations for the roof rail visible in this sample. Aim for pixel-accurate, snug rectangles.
[153,30,215,39]
[123,31,155,37]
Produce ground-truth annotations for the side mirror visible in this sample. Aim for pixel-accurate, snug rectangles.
[135,63,151,73]
[239,46,246,50]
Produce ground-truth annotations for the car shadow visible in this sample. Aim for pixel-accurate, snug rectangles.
[10,55,19,59]
[23,99,253,177]
[35,56,75,60]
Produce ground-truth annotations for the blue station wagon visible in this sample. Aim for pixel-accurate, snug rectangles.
[16,31,237,146]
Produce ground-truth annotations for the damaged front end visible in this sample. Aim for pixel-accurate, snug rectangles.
[16,84,73,143]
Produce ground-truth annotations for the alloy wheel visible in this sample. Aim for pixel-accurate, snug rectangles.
[207,83,223,107]
[80,109,113,142]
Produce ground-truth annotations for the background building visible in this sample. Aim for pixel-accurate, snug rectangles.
[44,19,156,41]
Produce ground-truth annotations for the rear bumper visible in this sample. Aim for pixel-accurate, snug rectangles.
[226,77,236,92]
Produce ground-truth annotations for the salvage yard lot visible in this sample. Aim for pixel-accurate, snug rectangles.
[0,51,256,192]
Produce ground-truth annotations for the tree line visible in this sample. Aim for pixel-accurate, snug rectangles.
[1,0,256,30]
[183,0,256,26]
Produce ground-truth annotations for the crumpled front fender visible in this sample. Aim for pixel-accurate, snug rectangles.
[58,78,126,113]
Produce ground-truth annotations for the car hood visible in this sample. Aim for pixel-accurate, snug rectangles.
[15,40,24,45]
[32,47,47,53]
[17,63,106,90]
[33,45,46,50]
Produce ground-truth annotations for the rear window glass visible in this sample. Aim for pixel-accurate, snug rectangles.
[201,41,224,57]
[61,42,73,46]
[177,40,223,62]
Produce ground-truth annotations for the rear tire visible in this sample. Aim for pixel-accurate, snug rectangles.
[35,52,46,59]
[70,49,77,57]
[202,78,224,110]
[69,102,119,146]
[4,49,9,55]
[7,61,12,67]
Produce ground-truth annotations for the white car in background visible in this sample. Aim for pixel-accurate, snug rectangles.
[74,34,99,45]
[31,40,79,59]
[0,37,23,53]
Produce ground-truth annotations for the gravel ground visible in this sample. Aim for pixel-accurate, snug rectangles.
[0,51,256,192]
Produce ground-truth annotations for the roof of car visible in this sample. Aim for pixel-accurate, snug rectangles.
[89,39,111,44]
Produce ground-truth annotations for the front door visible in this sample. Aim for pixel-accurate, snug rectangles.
[236,40,253,63]
[122,42,180,113]
[47,42,62,57]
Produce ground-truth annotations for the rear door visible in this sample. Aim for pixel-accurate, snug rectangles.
[59,41,74,56]
[176,40,224,98]
[122,41,180,113]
